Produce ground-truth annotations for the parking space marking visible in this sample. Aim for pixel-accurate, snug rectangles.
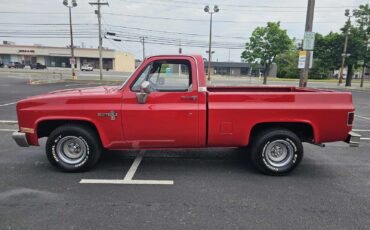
[0,129,17,132]
[0,102,17,107]
[79,152,174,185]
[353,129,370,132]
[361,138,370,140]
[355,115,370,121]
[123,155,143,180]
[0,120,18,124]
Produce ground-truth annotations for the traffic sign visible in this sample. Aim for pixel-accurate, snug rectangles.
[303,32,315,50]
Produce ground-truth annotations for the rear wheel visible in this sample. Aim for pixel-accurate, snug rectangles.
[250,128,303,176]
[46,125,102,172]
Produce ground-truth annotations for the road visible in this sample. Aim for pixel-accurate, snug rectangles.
[0,76,370,230]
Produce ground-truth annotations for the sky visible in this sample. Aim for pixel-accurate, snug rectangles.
[0,0,369,62]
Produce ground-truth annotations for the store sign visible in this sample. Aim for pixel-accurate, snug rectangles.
[18,49,35,53]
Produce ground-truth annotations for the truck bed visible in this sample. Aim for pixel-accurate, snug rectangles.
[206,86,354,147]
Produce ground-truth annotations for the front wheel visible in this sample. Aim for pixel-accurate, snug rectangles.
[250,128,303,176]
[46,125,102,172]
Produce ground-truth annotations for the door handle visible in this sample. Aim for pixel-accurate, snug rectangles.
[181,96,198,101]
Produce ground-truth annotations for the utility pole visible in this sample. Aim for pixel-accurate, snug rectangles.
[140,37,147,60]
[338,9,352,85]
[299,0,315,87]
[89,0,108,80]
[178,39,182,54]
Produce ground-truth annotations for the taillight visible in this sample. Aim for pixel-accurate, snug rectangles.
[347,112,354,126]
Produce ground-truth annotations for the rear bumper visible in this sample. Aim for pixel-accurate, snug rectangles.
[346,131,361,147]
[12,131,29,147]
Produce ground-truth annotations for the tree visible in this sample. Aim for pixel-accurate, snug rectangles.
[241,22,292,84]
[275,47,299,78]
[309,32,343,79]
[353,4,370,86]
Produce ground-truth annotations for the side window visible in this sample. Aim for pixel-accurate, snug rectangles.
[131,64,152,91]
[131,60,192,92]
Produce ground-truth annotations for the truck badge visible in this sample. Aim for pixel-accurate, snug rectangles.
[97,111,118,120]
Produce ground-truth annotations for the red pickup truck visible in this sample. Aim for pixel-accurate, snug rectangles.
[12,55,360,175]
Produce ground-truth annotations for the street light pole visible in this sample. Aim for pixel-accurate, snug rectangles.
[63,0,77,80]
[204,5,219,82]
[207,12,213,81]
[338,9,352,85]
[98,0,103,80]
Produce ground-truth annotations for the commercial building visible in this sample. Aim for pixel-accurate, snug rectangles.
[0,42,135,72]
[204,61,277,77]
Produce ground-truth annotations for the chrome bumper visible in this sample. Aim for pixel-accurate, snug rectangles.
[12,131,29,147]
[346,131,361,147]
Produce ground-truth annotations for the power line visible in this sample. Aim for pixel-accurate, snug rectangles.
[0,12,347,24]
[120,0,358,9]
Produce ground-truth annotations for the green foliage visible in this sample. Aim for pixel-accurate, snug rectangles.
[275,49,299,78]
[242,4,370,84]
[308,32,343,79]
[241,22,292,83]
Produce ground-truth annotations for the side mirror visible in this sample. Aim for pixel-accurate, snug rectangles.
[136,81,151,104]
[140,81,151,94]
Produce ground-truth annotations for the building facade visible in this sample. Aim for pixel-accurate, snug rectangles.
[204,61,277,77]
[0,43,135,72]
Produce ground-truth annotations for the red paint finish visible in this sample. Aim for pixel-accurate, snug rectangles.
[15,54,355,150]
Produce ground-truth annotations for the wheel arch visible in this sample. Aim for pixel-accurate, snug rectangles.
[35,117,108,147]
[248,121,317,145]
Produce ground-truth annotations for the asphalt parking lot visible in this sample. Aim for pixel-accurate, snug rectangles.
[1,76,370,230]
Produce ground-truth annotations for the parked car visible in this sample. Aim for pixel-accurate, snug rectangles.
[81,64,93,71]
[30,63,47,69]
[12,54,360,175]
[7,62,25,69]
[0,62,4,68]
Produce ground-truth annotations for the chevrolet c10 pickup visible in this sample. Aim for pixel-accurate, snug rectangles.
[12,55,361,175]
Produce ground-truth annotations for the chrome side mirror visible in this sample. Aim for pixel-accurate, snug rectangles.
[136,81,150,104]
[141,81,151,94]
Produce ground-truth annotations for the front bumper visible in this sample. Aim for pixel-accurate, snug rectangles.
[346,131,361,147]
[12,131,29,147]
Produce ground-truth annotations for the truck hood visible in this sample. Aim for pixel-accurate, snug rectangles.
[46,85,119,96]
[16,85,121,110]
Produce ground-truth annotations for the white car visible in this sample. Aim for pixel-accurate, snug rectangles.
[81,64,93,71]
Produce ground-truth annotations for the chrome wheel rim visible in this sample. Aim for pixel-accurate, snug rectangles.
[56,136,87,164]
[265,140,294,168]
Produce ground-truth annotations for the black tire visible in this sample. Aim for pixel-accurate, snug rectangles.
[250,128,303,176]
[46,124,102,172]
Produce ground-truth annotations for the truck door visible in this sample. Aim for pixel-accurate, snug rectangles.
[121,58,199,148]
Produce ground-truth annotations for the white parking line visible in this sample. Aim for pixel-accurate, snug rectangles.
[0,102,17,107]
[0,129,17,132]
[0,120,18,124]
[123,155,143,180]
[79,152,174,185]
[353,129,370,132]
[355,115,370,121]
[361,138,370,140]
